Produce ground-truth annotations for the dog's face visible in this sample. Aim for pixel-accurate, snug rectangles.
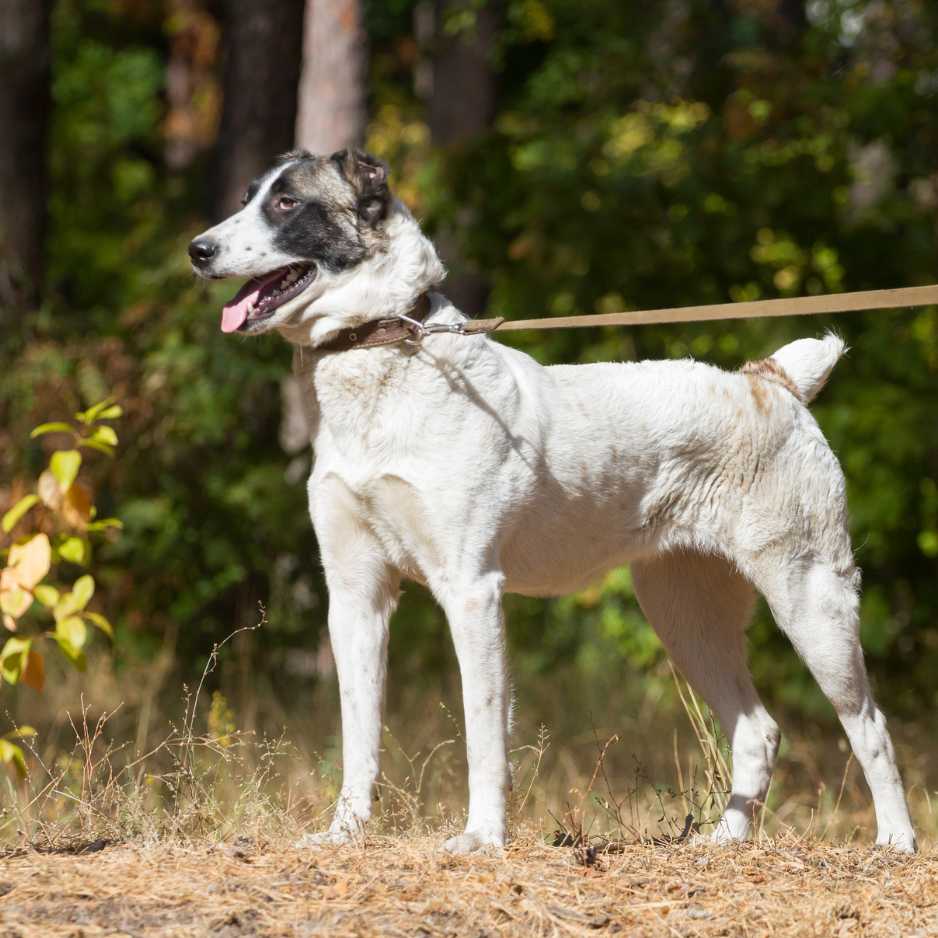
[189,149,391,335]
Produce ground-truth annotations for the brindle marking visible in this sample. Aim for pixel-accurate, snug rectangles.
[740,356,803,403]
[243,148,392,274]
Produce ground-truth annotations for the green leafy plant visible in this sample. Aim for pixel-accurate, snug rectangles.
[0,398,123,775]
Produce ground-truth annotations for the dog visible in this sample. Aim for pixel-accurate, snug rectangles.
[189,148,917,854]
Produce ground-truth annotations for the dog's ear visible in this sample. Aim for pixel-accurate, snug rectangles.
[332,148,390,226]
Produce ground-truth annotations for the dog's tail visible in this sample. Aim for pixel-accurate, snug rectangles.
[741,332,846,405]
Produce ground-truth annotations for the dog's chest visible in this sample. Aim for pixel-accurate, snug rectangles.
[302,357,458,578]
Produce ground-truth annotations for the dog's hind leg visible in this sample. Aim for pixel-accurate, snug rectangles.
[750,557,916,852]
[632,550,779,843]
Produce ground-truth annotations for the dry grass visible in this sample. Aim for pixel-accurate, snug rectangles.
[2,642,936,935]
[1,830,936,937]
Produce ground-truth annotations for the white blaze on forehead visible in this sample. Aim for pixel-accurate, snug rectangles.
[199,161,303,278]
[243,161,289,208]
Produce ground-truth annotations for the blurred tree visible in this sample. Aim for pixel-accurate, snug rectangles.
[295,0,367,154]
[214,0,305,217]
[163,0,221,171]
[285,0,369,461]
[0,0,53,317]
[423,0,501,315]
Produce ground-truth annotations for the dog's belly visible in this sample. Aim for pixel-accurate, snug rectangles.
[350,467,660,597]
[498,488,659,597]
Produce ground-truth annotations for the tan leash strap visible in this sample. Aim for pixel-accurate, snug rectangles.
[467,284,938,334]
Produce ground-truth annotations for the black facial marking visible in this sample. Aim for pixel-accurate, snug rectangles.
[270,199,366,271]
[242,179,261,206]
[262,162,367,272]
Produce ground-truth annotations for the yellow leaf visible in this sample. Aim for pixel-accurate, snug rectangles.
[54,635,86,670]
[50,450,82,493]
[0,739,27,777]
[62,481,93,529]
[54,590,80,622]
[8,533,52,589]
[0,566,32,620]
[87,517,122,532]
[89,425,118,447]
[33,584,59,608]
[57,535,88,566]
[72,575,94,610]
[56,615,87,650]
[84,611,113,638]
[22,650,44,692]
[78,439,114,456]
[0,584,31,619]
[1,637,31,684]
[37,470,63,509]
[5,725,37,739]
[2,494,39,533]
[30,422,74,439]
[79,398,119,423]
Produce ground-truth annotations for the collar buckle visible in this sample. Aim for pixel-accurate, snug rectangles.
[397,314,465,345]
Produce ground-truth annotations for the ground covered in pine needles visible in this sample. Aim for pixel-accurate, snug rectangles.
[1,831,936,937]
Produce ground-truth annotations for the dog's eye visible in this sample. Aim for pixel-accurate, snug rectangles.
[277,196,299,211]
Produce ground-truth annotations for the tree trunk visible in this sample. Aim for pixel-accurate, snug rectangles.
[295,0,367,154]
[424,0,500,316]
[164,0,222,171]
[774,0,806,41]
[427,0,498,148]
[214,0,305,218]
[0,0,52,317]
[280,0,368,464]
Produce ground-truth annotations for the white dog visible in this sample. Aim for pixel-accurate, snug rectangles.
[190,148,917,853]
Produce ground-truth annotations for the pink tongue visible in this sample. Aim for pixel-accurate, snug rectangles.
[220,270,284,333]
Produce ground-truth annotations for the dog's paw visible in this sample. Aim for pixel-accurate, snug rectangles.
[876,830,917,854]
[706,813,751,847]
[294,830,355,849]
[440,830,505,855]
[707,828,746,847]
[682,829,742,848]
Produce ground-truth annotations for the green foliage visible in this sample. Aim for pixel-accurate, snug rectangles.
[0,402,121,773]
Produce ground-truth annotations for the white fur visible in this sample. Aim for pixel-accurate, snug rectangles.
[771,332,846,403]
[197,163,304,278]
[208,197,917,854]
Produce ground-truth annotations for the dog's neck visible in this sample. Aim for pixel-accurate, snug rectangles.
[291,288,477,453]
[277,200,447,348]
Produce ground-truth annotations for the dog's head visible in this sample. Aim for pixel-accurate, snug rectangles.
[189,149,442,340]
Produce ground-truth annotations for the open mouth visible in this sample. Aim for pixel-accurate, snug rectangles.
[220,264,316,333]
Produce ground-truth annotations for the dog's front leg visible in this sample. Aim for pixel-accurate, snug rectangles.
[298,483,399,847]
[440,572,510,854]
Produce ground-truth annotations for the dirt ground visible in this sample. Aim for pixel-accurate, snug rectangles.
[1,832,936,938]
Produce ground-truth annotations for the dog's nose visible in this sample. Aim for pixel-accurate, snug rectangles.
[188,237,218,266]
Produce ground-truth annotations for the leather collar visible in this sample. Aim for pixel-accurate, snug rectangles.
[317,294,432,353]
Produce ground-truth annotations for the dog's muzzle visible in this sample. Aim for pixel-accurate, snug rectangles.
[188,237,218,269]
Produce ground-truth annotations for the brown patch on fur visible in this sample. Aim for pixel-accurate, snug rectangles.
[741,357,803,404]
[745,373,769,414]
